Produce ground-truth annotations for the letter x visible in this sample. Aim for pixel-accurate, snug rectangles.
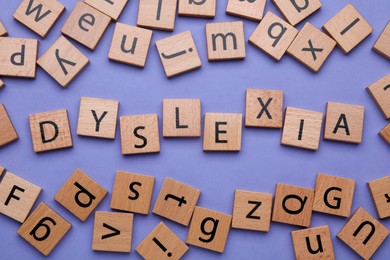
[302,40,323,61]
[257,97,272,119]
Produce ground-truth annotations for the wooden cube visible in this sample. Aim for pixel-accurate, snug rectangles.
[368,175,390,219]
[18,202,71,256]
[77,97,119,139]
[379,123,390,145]
[245,89,284,128]
[287,23,336,72]
[206,21,246,61]
[156,31,201,78]
[136,222,189,259]
[85,0,128,20]
[0,37,38,78]
[0,104,18,147]
[281,107,323,151]
[226,0,265,21]
[291,225,334,259]
[323,4,372,54]
[120,114,160,155]
[163,99,201,137]
[203,113,242,151]
[61,1,111,50]
[0,172,41,223]
[232,190,272,232]
[13,0,65,37]
[92,211,133,252]
[108,23,152,68]
[373,21,390,60]
[54,168,107,221]
[337,208,389,259]
[249,12,298,61]
[137,0,177,31]
[29,109,73,153]
[178,0,216,18]
[313,173,355,217]
[324,102,365,144]
[0,20,7,36]
[367,73,390,119]
[37,36,89,87]
[272,0,322,26]
[110,170,155,215]
[272,183,314,227]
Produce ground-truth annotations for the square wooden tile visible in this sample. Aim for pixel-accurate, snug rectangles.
[323,4,372,54]
[0,166,4,177]
[29,109,72,153]
[0,104,18,147]
[337,208,389,259]
[108,23,152,68]
[245,89,284,128]
[18,202,71,256]
[249,11,298,61]
[0,20,7,36]
[156,31,201,78]
[110,170,155,215]
[120,114,160,155]
[0,37,38,78]
[37,36,89,87]
[13,0,65,37]
[77,97,119,139]
[281,107,323,150]
[85,0,128,20]
[137,0,177,31]
[178,0,216,18]
[163,98,201,137]
[313,173,355,217]
[272,183,314,227]
[92,211,133,252]
[0,79,4,89]
[136,222,189,259]
[368,175,390,219]
[54,168,107,222]
[61,1,111,50]
[272,0,322,26]
[367,73,390,119]
[379,123,390,145]
[373,21,390,60]
[232,190,272,232]
[291,225,334,259]
[226,0,265,21]
[153,177,200,226]
[203,113,242,151]
[0,172,41,223]
[324,102,365,144]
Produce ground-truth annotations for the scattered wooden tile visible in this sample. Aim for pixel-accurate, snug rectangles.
[92,211,133,252]
[54,168,107,222]
[291,225,334,259]
[0,79,4,89]
[163,98,201,137]
[120,114,160,155]
[61,1,111,50]
[206,21,246,61]
[272,0,322,26]
[0,166,4,177]
[379,123,390,145]
[178,0,216,18]
[28,109,73,153]
[108,23,152,68]
[0,104,18,147]
[0,172,41,223]
[367,73,390,119]
[37,36,89,87]
[249,11,298,61]
[272,183,314,227]
[313,173,355,217]
[373,21,390,60]
[110,170,155,215]
[0,37,38,78]
[281,107,323,150]
[287,23,336,72]
[232,190,272,232]
[0,20,8,36]
[13,0,65,37]
[77,97,119,139]
[324,102,365,144]
[203,113,242,151]
[368,175,390,219]
[136,222,189,259]
[156,31,201,78]
[226,0,265,21]
[337,208,389,259]
[85,0,128,21]
[137,0,177,31]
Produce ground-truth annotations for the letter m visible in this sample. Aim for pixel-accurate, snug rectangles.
[25,0,52,22]
[211,32,237,51]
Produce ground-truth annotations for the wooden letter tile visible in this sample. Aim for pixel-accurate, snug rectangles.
[373,21,390,60]
[0,79,4,89]
[272,0,322,26]
[337,208,389,259]
[323,4,373,54]
[226,0,265,21]
[37,36,89,87]
[136,222,189,259]
[232,190,272,232]
[77,97,119,139]
[0,20,8,36]
[178,0,216,18]
[92,211,133,252]
[110,170,155,215]
[54,168,107,221]
[61,1,111,50]
[367,73,390,119]
[85,0,128,21]
[281,107,323,150]
[156,31,201,78]
[137,0,177,31]
[368,175,390,219]
[153,177,200,226]
[0,104,18,147]
[0,166,4,177]
[29,109,73,153]
[272,183,314,227]
[379,123,390,145]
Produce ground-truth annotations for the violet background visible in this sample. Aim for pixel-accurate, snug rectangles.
[1,0,390,259]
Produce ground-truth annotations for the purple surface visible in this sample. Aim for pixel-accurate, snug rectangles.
[1,0,390,259]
